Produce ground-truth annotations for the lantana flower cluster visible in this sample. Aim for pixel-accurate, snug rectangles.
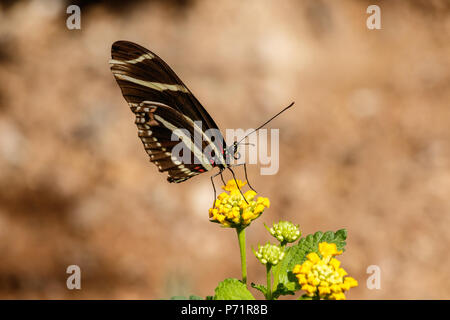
[292,242,358,300]
[209,179,270,228]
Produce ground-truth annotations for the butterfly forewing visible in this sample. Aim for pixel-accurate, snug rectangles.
[110,41,227,182]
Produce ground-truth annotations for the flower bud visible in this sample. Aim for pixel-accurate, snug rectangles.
[266,221,301,244]
[253,242,285,266]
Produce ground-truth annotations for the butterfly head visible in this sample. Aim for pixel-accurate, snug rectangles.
[231,141,240,159]
[224,141,256,165]
[221,142,238,166]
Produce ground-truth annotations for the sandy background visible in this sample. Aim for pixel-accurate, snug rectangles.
[0,0,449,299]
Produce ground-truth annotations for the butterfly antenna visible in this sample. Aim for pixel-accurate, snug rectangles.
[236,101,294,146]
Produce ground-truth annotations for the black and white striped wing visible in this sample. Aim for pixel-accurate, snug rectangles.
[132,101,216,183]
[110,41,226,183]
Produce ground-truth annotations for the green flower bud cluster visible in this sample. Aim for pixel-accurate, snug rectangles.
[266,221,301,244]
[253,243,285,266]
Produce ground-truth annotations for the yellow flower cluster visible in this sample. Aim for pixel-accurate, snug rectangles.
[293,242,358,300]
[209,179,270,228]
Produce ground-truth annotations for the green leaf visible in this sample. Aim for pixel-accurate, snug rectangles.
[214,278,255,300]
[275,229,347,292]
[251,283,267,296]
[272,282,297,299]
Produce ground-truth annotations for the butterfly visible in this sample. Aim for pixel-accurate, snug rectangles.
[110,41,292,194]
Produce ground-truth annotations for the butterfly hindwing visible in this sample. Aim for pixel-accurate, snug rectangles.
[132,101,218,183]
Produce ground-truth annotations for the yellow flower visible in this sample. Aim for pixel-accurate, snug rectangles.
[292,242,358,300]
[296,273,307,285]
[318,286,331,296]
[222,179,246,192]
[306,252,321,264]
[301,284,317,295]
[318,242,342,258]
[244,190,257,201]
[209,179,270,228]
[330,292,346,300]
[329,258,341,269]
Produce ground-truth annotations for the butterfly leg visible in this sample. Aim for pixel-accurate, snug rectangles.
[243,163,257,193]
[228,167,249,204]
[211,169,224,208]
[220,171,226,186]
[210,175,217,209]
[227,163,257,193]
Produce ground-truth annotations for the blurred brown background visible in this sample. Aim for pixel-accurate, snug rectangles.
[0,0,449,299]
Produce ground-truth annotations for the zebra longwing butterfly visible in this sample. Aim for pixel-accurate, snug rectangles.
[110,41,293,186]
[110,41,230,183]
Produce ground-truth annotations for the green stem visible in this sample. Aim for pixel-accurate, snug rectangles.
[236,227,247,285]
[271,243,286,292]
[272,265,280,292]
[266,264,273,300]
